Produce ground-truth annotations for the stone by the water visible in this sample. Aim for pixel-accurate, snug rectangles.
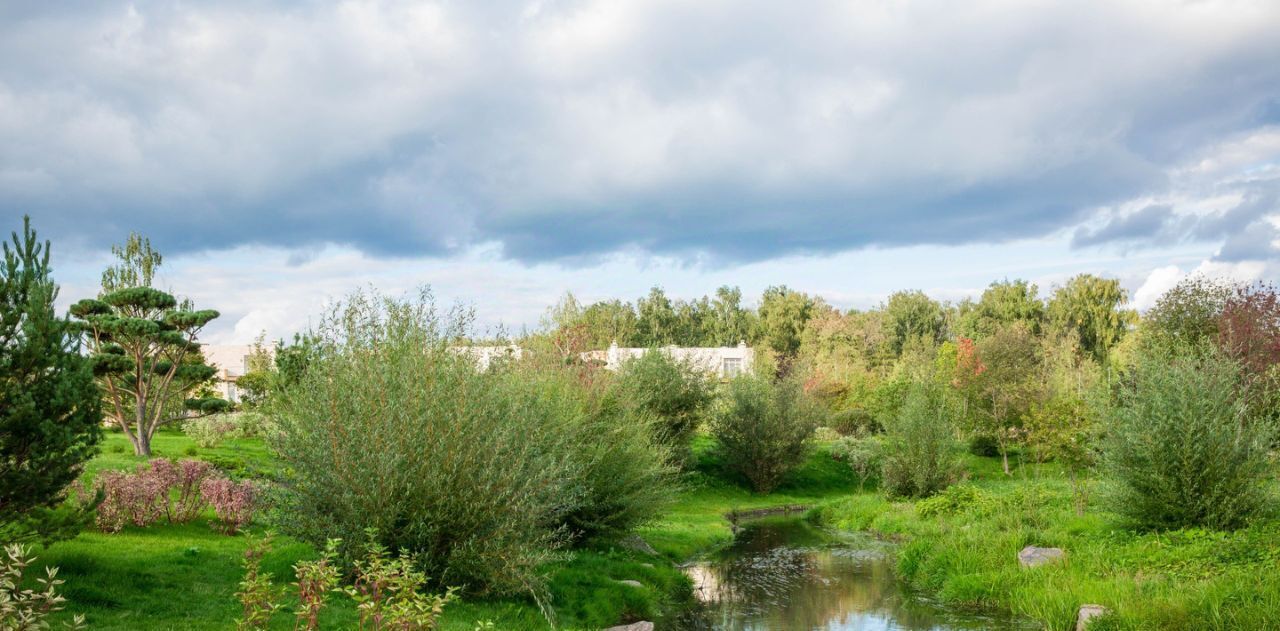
[604,622,654,631]
[1018,545,1066,567]
[1076,604,1109,630]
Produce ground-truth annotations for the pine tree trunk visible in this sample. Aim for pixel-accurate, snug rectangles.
[133,401,152,456]
[134,431,152,457]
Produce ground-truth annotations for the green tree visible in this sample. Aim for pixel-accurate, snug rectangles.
[1047,274,1129,362]
[579,299,638,347]
[273,334,319,391]
[883,290,946,357]
[967,322,1044,474]
[100,232,162,294]
[234,333,276,410]
[70,233,228,456]
[672,296,712,346]
[709,285,753,346]
[1145,275,1234,347]
[958,279,1045,339]
[634,287,678,346]
[0,217,102,543]
[754,286,816,368]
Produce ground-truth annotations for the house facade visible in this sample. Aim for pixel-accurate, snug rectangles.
[581,341,754,379]
[451,344,523,370]
[201,344,267,404]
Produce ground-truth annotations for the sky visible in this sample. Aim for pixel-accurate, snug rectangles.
[2,0,1279,343]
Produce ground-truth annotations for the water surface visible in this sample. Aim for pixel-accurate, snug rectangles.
[675,516,1033,630]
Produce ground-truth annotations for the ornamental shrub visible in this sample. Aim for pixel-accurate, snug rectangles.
[0,543,85,630]
[879,382,962,498]
[829,433,882,492]
[182,416,239,448]
[711,375,820,493]
[270,289,585,598]
[1104,345,1276,530]
[86,459,214,531]
[828,407,878,436]
[200,477,257,535]
[80,458,249,533]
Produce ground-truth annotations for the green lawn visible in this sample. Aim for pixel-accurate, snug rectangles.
[31,430,859,630]
[813,455,1280,631]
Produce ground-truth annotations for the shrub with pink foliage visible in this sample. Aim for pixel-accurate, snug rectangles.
[170,459,217,522]
[200,477,257,534]
[85,458,224,533]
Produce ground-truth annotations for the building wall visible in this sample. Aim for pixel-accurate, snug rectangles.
[202,344,267,404]
[582,342,754,378]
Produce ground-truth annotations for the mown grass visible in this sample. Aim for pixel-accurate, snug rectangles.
[31,430,856,630]
[812,454,1280,631]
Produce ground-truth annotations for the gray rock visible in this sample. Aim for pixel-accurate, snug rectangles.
[1018,545,1066,567]
[604,622,653,631]
[615,579,644,588]
[619,534,658,556]
[1076,604,1109,630]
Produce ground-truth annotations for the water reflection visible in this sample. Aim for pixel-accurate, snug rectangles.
[675,517,1032,630]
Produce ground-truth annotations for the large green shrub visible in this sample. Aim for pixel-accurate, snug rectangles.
[611,350,713,466]
[1104,345,1275,530]
[711,375,819,493]
[271,290,586,598]
[879,382,961,498]
[516,368,678,541]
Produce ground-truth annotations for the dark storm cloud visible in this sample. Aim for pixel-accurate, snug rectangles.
[2,0,1279,263]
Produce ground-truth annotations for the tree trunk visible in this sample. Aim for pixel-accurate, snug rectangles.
[133,400,152,456]
[134,431,152,457]
[1001,448,1010,475]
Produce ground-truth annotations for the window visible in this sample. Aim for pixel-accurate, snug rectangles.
[722,357,742,377]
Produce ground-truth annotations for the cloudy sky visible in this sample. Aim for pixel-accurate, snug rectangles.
[3,0,1279,343]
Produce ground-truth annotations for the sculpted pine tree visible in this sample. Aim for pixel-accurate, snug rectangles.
[69,233,228,456]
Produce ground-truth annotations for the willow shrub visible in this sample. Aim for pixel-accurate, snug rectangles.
[1104,345,1276,530]
[525,372,679,540]
[879,382,962,498]
[611,350,714,467]
[712,375,819,493]
[270,290,585,598]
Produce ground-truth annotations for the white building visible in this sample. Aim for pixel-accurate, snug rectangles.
[202,344,269,404]
[451,344,523,370]
[582,341,754,379]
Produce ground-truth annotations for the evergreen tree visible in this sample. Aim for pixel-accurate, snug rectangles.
[70,233,228,456]
[0,217,102,542]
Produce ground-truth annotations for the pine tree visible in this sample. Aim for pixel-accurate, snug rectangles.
[0,216,102,542]
[70,232,228,456]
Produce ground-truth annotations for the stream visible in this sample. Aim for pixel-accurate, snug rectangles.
[673,516,1035,630]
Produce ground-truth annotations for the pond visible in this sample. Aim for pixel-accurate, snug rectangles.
[673,516,1034,630]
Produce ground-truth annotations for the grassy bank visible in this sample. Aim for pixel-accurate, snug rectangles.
[812,455,1280,631]
[32,431,857,630]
